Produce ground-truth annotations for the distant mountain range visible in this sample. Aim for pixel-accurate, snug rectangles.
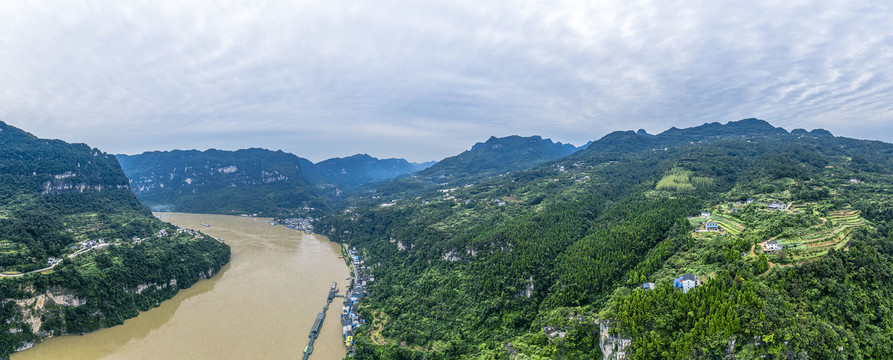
[117,135,580,215]
[116,149,437,215]
[116,148,325,215]
[301,153,433,187]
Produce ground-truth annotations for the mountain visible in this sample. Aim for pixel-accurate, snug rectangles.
[0,122,229,357]
[317,119,893,359]
[355,135,581,204]
[302,153,422,188]
[588,118,790,154]
[117,148,327,215]
[117,149,429,215]
[418,135,578,181]
[411,161,437,171]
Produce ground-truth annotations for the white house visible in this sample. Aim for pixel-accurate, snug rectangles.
[681,274,697,293]
[701,211,711,217]
[765,240,782,251]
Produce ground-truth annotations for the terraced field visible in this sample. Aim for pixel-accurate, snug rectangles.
[708,214,745,235]
[777,209,865,260]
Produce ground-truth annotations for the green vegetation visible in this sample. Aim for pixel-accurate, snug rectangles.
[117,149,329,217]
[655,167,715,193]
[315,119,893,359]
[117,150,431,217]
[0,122,230,357]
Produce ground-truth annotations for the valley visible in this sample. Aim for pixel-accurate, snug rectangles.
[3,119,893,359]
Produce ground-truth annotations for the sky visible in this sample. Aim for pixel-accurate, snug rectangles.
[1,1,892,162]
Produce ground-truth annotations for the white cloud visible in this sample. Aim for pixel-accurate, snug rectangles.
[1,0,892,162]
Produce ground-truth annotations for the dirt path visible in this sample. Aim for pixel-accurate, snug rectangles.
[368,310,391,346]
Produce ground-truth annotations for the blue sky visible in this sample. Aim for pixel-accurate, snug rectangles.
[1,1,892,162]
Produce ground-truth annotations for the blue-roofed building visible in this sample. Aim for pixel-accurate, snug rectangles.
[705,222,720,231]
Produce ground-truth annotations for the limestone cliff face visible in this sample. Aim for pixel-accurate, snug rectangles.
[5,266,220,353]
[9,286,86,343]
[597,319,631,360]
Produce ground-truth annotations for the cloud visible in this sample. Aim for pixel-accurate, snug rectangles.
[1,0,892,161]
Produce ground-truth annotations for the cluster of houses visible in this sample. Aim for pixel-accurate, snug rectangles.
[342,248,374,356]
[646,199,797,294]
[175,227,198,236]
[278,217,314,233]
[68,239,104,251]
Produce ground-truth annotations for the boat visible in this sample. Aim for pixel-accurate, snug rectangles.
[201,223,211,227]
[309,312,325,338]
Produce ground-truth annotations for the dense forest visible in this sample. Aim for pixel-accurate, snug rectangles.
[315,119,893,359]
[0,122,230,358]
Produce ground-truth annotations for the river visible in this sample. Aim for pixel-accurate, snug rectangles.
[12,213,349,360]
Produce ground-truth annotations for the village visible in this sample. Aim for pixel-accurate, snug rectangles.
[638,196,865,294]
[275,217,315,233]
[2,226,215,278]
[341,246,373,357]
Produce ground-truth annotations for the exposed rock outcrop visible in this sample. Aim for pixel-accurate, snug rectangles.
[598,319,631,360]
[11,287,87,336]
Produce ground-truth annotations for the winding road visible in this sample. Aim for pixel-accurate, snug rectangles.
[0,243,113,278]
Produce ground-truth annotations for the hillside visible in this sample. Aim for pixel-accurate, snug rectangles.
[316,119,893,359]
[366,135,581,202]
[0,122,230,357]
[117,149,428,216]
[302,153,426,188]
[117,148,328,216]
[419,135,578,181]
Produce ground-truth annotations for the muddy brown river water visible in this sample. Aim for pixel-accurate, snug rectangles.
[13,213,349,360]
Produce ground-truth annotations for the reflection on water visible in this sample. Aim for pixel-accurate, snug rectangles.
[13,213,349,360]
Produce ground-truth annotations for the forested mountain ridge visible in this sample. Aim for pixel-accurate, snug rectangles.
[360,135,582,203]
[419,135,578,181]
[316,119,893,359]
[117,148,327,215]
[0,122,230,358]
[303,153,429,188]
[117,149,429,216]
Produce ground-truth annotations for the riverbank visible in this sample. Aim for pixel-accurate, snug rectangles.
[12,213,348,360]
[340,246,374,357]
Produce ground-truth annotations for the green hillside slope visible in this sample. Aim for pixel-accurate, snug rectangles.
[317,119,893,359]
[117,148,328,216]
[0,122,230,357]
